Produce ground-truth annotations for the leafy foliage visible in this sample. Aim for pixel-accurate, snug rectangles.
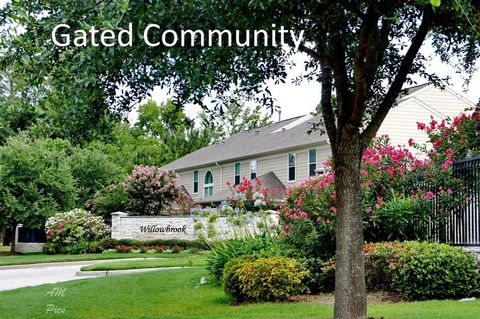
[391,241,479,300]
[221,256,253,302]
[45,208,110,254]
[200,101,272,142]
[416,109,480,160]
[125,165,186,215]
[86,182,130,220]
[206,235,285,283]
[278,136,465,258]
[69,147,126,204]
[0,137,76,230]
[233,257,309,302]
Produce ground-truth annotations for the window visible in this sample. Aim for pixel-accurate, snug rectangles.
[204,170,214,197]
[288,153,296,182]
[193,170,199,194]
[250,160,257,179]
[234,163,241,185]
[308,149,317,177]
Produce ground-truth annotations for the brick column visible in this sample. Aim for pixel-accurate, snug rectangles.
[111,212,128,239]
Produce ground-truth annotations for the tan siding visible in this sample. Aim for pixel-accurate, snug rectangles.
[176,142,331,200]
[377,86,471,148]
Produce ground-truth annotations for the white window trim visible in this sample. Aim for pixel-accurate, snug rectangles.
[234,163,241,185]
[287,153,296,183]
[250,160,257,179]
[308,149,317,177]
[193,170,199,194]
[204,170,214,197]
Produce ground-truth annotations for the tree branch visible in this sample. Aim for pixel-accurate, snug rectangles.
[361,7,433,148]
[320,65,337,151]
[351,11,392,126]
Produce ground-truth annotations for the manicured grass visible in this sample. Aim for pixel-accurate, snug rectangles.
[0,252,192,266]
[0,267,478,319]
[80,254,207,271]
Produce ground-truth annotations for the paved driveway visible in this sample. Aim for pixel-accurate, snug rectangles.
[0,258,160,292]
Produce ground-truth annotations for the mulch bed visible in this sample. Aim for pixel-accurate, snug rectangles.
[289,291,402,304]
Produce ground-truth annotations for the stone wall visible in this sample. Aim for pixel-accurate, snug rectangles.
[111,212,278,241]
[14,224,45,253]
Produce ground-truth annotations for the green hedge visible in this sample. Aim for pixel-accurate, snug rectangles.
[354,241,479,300]
[109,239,208,250]
[391,241,479,300]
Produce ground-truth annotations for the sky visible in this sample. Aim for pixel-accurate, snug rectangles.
[1,0,479,123]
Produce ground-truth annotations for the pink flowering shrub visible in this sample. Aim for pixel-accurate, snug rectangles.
[278,136,464,258]
[416,109,480,159]
[225,176,282,210]
[126,165,189,215]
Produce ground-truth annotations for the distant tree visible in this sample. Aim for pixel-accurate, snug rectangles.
[69,147,126,205]
[200,101,272,142]
[135,100,212,158]
[0,137,77,252]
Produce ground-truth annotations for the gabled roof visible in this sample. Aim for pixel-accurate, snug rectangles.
[162,114,327,171]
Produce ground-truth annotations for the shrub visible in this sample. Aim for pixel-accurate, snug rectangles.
[222,256,253,302]
[45,208,110,254]
[391,241,479,300]
[126,165,186,215]
[417,110,480,160]
[301,257,335,294]
[235,257,309,302]
[115,245,134,253]
[320,241,479,300]
[87,183,129,221]
[364,242,402,292]
[278,136,464,258]
[207,235,286,282]
[225,176,282,211]
[110,239,207,250]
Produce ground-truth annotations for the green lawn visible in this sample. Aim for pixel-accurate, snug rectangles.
[0,252,194,266]
[0,267,478,319]
[80,254,207,271]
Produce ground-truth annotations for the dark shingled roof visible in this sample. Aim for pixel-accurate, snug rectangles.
[162,114,327,171]
[196,171,286,204]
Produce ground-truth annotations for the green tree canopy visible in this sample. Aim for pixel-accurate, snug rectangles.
[200,100,272,142]
[1,1,479,318]
[0,137,77,251]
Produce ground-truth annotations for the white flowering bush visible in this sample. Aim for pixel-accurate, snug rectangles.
[45,208,111,254]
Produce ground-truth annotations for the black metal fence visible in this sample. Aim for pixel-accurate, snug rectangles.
[18,228,46,243]
[440,156,480,246]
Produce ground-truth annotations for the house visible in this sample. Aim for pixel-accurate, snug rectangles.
[376,83,475,147]
[162,84,474,203]
[162,114,330,204]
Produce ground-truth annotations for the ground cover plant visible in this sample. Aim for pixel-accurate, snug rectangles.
[0,268,479,319]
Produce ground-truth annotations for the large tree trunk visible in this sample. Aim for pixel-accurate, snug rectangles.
[333,127,367,319]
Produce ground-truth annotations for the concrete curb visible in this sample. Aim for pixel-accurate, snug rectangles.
[75,266,191,277]
[0,257,165,270]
